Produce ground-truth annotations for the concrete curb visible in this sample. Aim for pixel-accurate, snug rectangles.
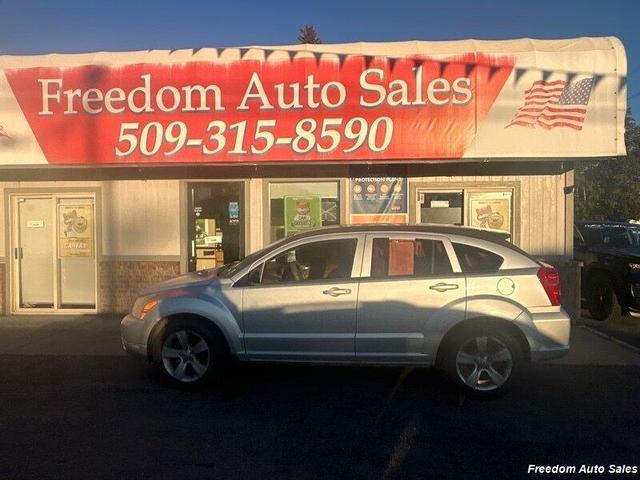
[580,325,640,355]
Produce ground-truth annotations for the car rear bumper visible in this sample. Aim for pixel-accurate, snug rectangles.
[525,309,571,362]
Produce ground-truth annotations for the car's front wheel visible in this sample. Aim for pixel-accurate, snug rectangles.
[440,326,521,398]
[156,319,227,387]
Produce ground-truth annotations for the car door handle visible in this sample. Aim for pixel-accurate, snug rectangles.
[323,287,352,297]
[429,282,459,292]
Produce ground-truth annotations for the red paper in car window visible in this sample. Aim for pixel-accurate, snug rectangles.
[388,240,415,276]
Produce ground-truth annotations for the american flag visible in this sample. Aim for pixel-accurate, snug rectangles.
[506,77,593,131]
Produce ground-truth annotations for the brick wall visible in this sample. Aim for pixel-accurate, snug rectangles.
[98,260,180,314]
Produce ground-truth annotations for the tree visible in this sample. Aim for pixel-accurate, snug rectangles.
[575,109,640,221]
[297,25,322,44]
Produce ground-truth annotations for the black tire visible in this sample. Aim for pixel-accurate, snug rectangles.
[438,325,522,399]
[154,318,229,388]
[587,275,621,322]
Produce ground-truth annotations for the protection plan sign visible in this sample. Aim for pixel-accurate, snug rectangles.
[0,38,627,165]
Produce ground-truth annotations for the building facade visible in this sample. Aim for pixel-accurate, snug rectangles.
[0,38,627,314]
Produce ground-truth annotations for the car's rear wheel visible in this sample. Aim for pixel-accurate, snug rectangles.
[440,326,521,398]
[587,275,621,322]
[156,319,227,387]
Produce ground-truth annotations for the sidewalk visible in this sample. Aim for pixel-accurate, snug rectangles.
[550,325,640,366]
[579,314,640,350]
[1,315,640,366]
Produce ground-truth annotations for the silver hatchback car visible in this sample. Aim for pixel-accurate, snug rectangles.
[121,225,570,397]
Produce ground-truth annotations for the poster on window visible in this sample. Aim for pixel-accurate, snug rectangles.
[58,204,93,257]
[350,177,408,224]
[321,199,339,226]
[195,218,221,246]
[284,195,322,236]
[228,201,240,225]
[468,193,512,234]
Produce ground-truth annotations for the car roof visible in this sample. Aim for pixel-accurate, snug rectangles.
[286,224,511,242]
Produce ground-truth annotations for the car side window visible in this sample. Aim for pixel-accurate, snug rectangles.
[258,238,358,285]
[452,243,503,273]
[370,238,453,278]
[579,226,603,246]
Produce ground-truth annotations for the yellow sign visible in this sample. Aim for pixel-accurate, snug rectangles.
[58,204,93,257]
[469,193,512,234]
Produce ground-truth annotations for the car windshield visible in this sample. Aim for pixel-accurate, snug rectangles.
[580,224,640,249]
[219,236,292,278]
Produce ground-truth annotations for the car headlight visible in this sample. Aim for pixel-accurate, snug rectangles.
[629,263,640,271]
[131,288,192,319]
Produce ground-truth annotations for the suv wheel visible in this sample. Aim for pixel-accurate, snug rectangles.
[587,275,621,322]
[440,326,521,398]
[156,320,227,387]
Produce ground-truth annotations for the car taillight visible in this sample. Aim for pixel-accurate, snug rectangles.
[537,266,561,306]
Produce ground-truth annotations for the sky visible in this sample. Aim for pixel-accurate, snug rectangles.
[0,0,638,117]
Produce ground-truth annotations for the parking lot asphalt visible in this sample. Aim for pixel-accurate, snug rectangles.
[1,316,639,479]
[2,314,638,365]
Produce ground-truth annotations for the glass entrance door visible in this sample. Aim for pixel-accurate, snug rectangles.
[57,198,97,309]
[12,194,97,312]
[187,182,244,272]
[16,197,55,308]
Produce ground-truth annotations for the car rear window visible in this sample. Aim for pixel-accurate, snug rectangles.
[452,243,504,273]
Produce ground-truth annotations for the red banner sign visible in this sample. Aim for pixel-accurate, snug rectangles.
[4,53,513,164]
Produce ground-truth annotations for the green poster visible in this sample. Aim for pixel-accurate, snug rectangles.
[284,195,322,236]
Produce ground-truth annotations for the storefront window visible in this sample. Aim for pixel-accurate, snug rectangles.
[419,191,463,225]
[269,181,340,242]
[417,188,513,237]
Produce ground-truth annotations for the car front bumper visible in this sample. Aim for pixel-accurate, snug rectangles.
[121,313,150,360]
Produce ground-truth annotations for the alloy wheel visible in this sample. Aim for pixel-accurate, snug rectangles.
[455,335,513,392]
[161,329,211,383]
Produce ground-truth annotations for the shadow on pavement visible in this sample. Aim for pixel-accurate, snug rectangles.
[1,353,639,480]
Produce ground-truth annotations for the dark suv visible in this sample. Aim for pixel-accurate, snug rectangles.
[575,221,640,321]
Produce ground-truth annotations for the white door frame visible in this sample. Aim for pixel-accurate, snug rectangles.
[10,192,98,315]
